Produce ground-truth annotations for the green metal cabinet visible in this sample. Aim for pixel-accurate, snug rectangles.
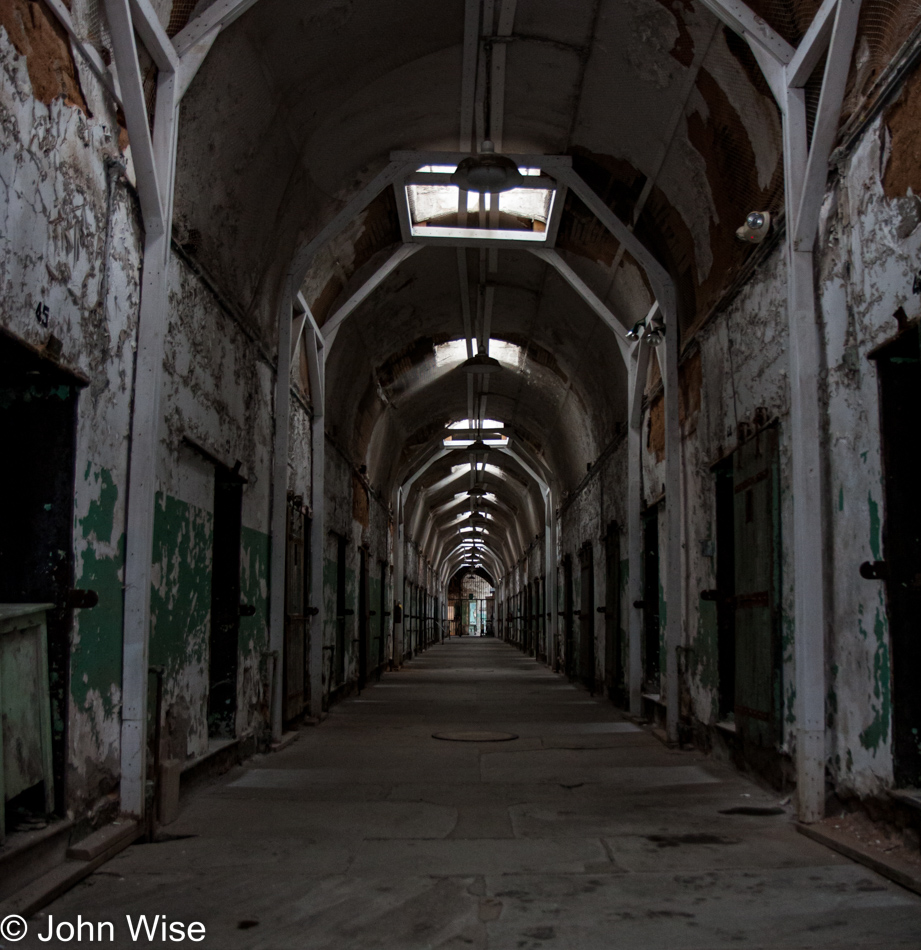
[0,604,55,842]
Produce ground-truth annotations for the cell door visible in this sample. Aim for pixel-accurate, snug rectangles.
[732,427,780,747]
[208,469,243,738]
[579,543,595,690]
[605,523,624,704]
[874,328,921,786]
[335,534,347,686]
[643,509,661,689]
[283,499,308,723]
[563,554,574,678]
[357,548,369,689]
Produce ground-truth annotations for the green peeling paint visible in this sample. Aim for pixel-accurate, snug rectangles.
[868,492,881,561]
[240,525,270,653]
[858,595,891,752]
[149,493,213,677]
[72,464,125,720]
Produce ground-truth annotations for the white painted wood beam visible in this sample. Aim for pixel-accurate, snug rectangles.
[530,248,633,365]
[104,0,165,234]
[793,0,862,250]
[128,0,179,73]
[268,278,294,740]
[172,0,262,57]
[290,160,414,284]
[786,0,839,87]
[627,341,650,715]
[176,25,220,101]
[459,0,481,153]
[321,244,423,341]
[696,0,795,63]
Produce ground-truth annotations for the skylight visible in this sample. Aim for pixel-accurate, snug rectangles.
[404,165,556,244]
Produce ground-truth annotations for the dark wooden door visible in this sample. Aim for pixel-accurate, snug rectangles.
[579,543,595,690]
[283,499,308,723]
[605,523,623,704]
[732,427,780,747]
[876,328,921,786]
[563,554,574,678]
[357,548,369,689]
[208,471,243,738]
[643,509,660,689]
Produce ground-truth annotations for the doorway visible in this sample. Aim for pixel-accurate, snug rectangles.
[334,533,347,685]
[643,508,660,690]
[0,330,82,818]
[207,466,244,738]
[605,522,624,705]
[563,554,574,678]
[579,542,595,690]
[731,427,780,747]
[283,496,310,725]
[873,327,921,786]
[358,548,369,688]
[714,459,736,720]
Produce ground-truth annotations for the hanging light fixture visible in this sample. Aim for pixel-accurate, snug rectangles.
[450,140,523,194]
[461,351,502,374]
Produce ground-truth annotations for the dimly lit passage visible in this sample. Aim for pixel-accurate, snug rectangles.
[2,0,921,946]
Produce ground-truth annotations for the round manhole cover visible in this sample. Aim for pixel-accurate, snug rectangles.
[432,731,519,742]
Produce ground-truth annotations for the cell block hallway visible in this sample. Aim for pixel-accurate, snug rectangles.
[1,0,921,948]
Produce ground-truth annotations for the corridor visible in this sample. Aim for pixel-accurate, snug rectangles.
[23,639,921,949]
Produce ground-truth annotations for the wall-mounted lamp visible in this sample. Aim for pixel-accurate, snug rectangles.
[624,315,665,347]
[736,211,772,244]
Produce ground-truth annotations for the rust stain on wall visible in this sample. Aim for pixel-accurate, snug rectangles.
[685,59,783,332]
[0,0,86,110]
[311,188,401,326]
[883,68,921,199]
[352,472,369,528]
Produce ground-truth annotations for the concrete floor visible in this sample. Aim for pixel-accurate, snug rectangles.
[25,639,921,948]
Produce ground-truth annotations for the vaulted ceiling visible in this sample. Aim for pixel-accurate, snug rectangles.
[172,0,788,578]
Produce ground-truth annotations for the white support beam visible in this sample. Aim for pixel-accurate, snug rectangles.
[552,167,675,314]
[394,183,413,244]
[290,160,415,285]
[322,244,423,342]
[793,0,862,250]
[530,248,633,365]
[696,0,795,63]
[720,0,862,824]
[627,340,650,715]
[268,278,294,741]
[306,329,326,715]
[459,0,480,153]
[176,26,221,101]
[655,313,683,745]
[104,0,165,234]
[544,184,567,246]
[786,0,839,88]
[173,0,263,57]
[128,0,179,73]
[115,2,181,815]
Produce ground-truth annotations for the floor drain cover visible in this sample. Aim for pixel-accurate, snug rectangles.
[432,731,519,742]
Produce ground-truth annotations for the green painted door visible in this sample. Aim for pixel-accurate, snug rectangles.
[733,428,780,747]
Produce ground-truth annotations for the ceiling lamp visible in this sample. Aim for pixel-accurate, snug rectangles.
[461,351,502,374]
[450,140,523,194]
[468,438,492,460]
